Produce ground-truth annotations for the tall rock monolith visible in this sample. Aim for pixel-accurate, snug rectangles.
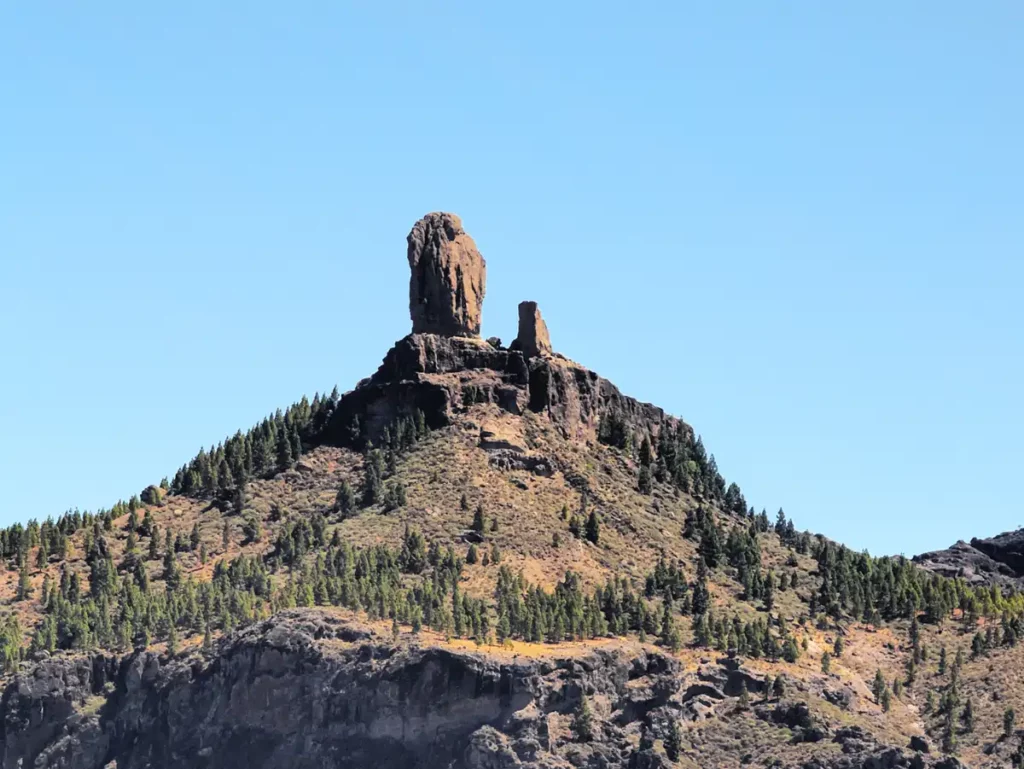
[407,212,486,337]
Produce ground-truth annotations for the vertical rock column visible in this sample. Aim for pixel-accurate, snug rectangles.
[407,212,487,337]
[515,301,552,359]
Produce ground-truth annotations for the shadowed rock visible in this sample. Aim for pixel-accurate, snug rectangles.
[513,301,552,359]
[407,212,486,337]
[914,532,1024,587]
[0,611,965,769]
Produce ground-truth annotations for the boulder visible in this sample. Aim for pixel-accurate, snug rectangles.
[407,212,486,337]
[513,301,552,359]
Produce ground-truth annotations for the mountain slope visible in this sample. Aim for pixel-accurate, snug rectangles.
[2,213,1021,769]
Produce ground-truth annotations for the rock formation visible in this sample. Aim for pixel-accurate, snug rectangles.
[407,212,486,337]
[325,328,679,450]
[914,528,1024,587]
[512,301,551,359]
[0,610,961,769]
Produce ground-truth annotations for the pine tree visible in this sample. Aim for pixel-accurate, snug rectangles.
[276,425,294,471]
[163,548,181,589]
[242,515,262,544]
[963,697,974,733]
[881,687,892,712]
[942,708,957,755]
[1006,708,1017,739]
[660,600,681,652]
[472,504,486,533]
[35,541,47,570]
[383,481,407,511]
[873,668,886,704]
[971,631,985,659]
[134,559,150,591]
[821,651,831,674]
[335,480,355,515]
[639,435,653,466]
[692,558,710,616]
[362,450,383,506]
[572,696,594,742]
[782,636,801,663]
[664,719,682,762]
[833,634,844,658]
[763,570,775,612]
[738,681,750,710]
[233,482,247,515]
[585,511,600,545]
[638,465,653,494]
[16,559,32,601]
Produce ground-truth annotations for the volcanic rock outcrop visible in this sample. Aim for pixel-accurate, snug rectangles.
[407,212,486,337]
[914,528,1024,587]
[0,610,961,769]
[512,301,551,360]
[325,214,676,448]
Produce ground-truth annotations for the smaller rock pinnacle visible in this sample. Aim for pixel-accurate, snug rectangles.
[514,301,552,359]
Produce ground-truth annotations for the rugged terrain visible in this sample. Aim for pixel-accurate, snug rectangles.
[2,213,1022,768]
[0,609,980,769]
[915,531,1024,588]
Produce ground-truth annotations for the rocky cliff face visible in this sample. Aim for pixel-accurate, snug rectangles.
[1,611,961,769]
[326,332,682,449]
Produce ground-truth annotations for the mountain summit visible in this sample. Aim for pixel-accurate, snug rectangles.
[1,215,1020,769]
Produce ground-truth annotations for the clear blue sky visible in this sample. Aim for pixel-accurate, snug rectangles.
[1,3,1021,556]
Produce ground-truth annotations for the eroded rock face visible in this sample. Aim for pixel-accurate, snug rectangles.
[325,330,682,451]
[914,533,1024,588]
[407,213,486,337]
[513,301,551,360]
[0,611,968,769]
